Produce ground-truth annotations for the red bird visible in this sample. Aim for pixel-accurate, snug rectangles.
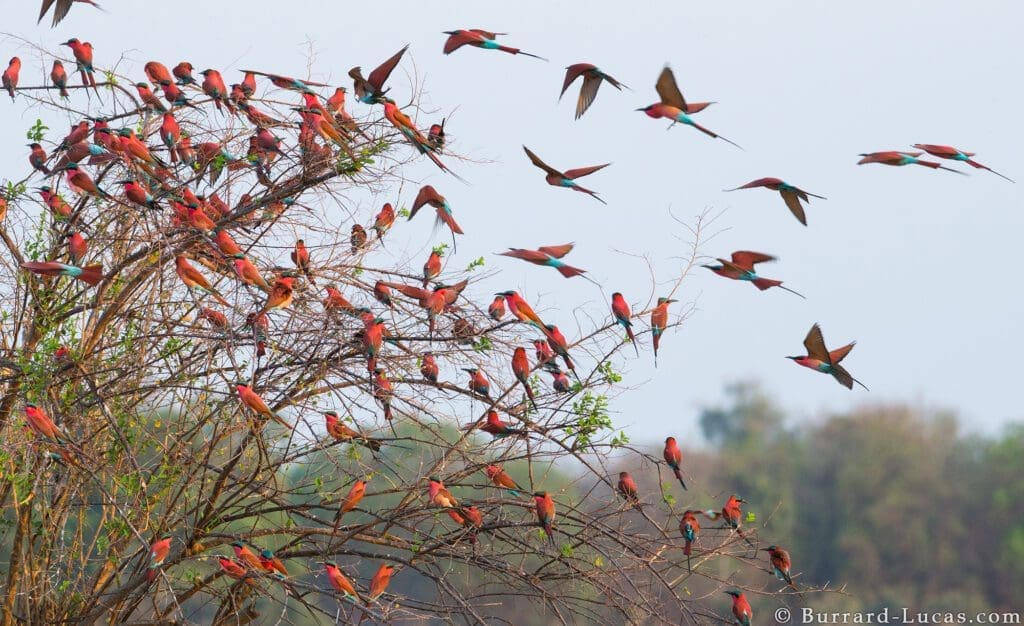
[702,251,804,298]
[545,364,571,393]
[372,368,393,421]
[725,177,825,226]
[560,63,628,119]
[534,491,556,545]
[28,143,51,175]
[486,464,523,496]
[680,510,700,571]
[324,562,359,601]
[325,412,381,451]
[662,436,687,490]
[339,478,367,515]
[499,243,591,279]
[533,339,554,365]
[62,39,97,94]
[857,150,965,174]
[351,224,368,253]
[218,557,253,583]
[637,66,739,148]
[66,232,87,265]
[523,146,609,204]
[488,295,506,321]
[469,409,526,438]
[725,590,753,626]
[650,297,677,366]
[443,29,546,60]
[372,202,395,239]
[21,261,102,286]
[911,144,1013,182]
[419,351,439,384]
[373,280,393,307]
[763,545,800,592]
[235,382,293,429]
[260,276,295,315]
[349,45,408,104]
[422,249,442,288]
[721,494,755,547]
[543,325,575,374]
[200,69,233,114]
[145,536,172,582]
[25,403,70,443]
[135,82,167,113]
[231,542,264,571]
[511,346,537,410]
[611,292,638,356]
[175,256,229,306]
[787,323,868,390]
[410,185,463,240]
[617,471,640,507]
[2,57,19,100]
[233,255,271,292]
[144,61,173,86]
[367,563,394,601]
[198,307,229,330]
[463,367,490,397]
[50,60,69,98]
[173,62,196,85]
[39,0,103,27]
[291,239,313,284]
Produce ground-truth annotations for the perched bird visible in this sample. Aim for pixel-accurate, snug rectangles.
[463,367,490,397]
[230,542,264,571]
[62,39,98,94]
[372,202,395,239]
[24,403,71,443]
[787,323,868,390]
[637,66,740,148]
[533,338,554,365]
[349,45,408,104]
[720,494,755,547]
[145,536,172,582]
[66,232,87,265]
[217,557,253,583]
[382,99,460,178]
[523,146,609,204]
[21,261,102,286]
[427,119,446,152]
[175,256,229,306]
[351,224,367,253]
[339,478,367,515]
[680,510,700,571]
[325,411,381,451]
[2,57,19,101]
[560,63,628,119]
[911,144,1013,182]
[50,60,69,98]
[511,347,537,409]
[173,62,196,85]
[39,0,103,27]
[470,409,527,438]
[235,382,293,429]
[498,291,549,332]
[410,185,463,238]
[422,249,442,288]
[617,471,640,507]
[144,61,173,86]
[702,251,804,298]
[443,29,546,60]
[233,255,271,292]
[372,368,393,421]
[488,295,506,320]
[724,177,825,226]
[534,491,556,545]
[857,151,965,174]
[28,143,51,175]
[240,70,327,95]
[543,325,575,375]
[259,275,295,315]
[726,590,753,626]
[544,363,571,393]
[64,163,110,199]
[662,436,687,490]
[611,292,639,356]
[197,307,228,330]
[428,477,459,508]
[499,243,591,279]
[485,464,522,497]
[650,297,676,366]
[373,280,393,308]
[37,186,73,220]
[420,352,439,383]
[367,563,394,601]
[324,563,360,601]
[763,545,800,592]
[258,549,288,579]
[291,239,314,284]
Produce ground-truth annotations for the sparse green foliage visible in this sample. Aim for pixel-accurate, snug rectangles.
[26,119,49,142]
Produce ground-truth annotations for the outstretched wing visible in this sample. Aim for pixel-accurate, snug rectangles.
[730,251,776,270]
[829,342,856,364]
[444,32,480,55]
[368,45,409,91]
[655,66,688,110]
[780,190,807,226]
[39,0,56,22]
[576,74,602,119]
[523,146,561,177]
[803,324,831,363]
[536,243,574,259]
[564,163,610,180]
[560,64,591,100]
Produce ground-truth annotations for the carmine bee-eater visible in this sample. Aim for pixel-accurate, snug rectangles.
[650,297,676,366]
[117,128,165,166]
[486,464,523,497]
[410,185,463,238]
[22,261,103,286]
[702,251,804,298]
[443,29,547,60]
[534,491,556,544]
[427,119,446,152]
[66,232,87,265]
[420,352,439,383]
[235,382,293,429]
[145,536,172,582]
[198,307,228,330]
[200,69,233,114]
[725,177,826,226]
[721,494,755,546]
[511,347,537,409]
[543,325,575,375]
[544,363,572,393]
[291,239,313,284]
[24,403,71,443]
[173,62,196,85]
[469,409,527,437]
[58,120,90,150]
[260,275,294,315]
[258,549,288,579]
[911,144,1013,182]
[325,411,382,451]
[498,290,549,332]
[857,150,965,174]
[523,146,609,204]
[144,61,172,86]
[324,562,360,601]
[160,81,196,109]
[373,202,395,239]
[28,143,50,174]
[488,296,506,320]
[422,249,442,288]
[680,510,700,571]
[0,198,7,222]
[367,563,394,601]
[2,57,19,100]
[240,69,327,94]
[349,45,409,104]
[560,63,628,119]
[611,292,639,356]
[64,163,109,199]
[50,60,69,98]
[617,471,640,507]
[339,478,367,516]
[373,281,393,308]
[323,285,356,316]
[726,590,753,626]
[232,254,271,292]
[382,99,460,178]
[638,66,741,148]
[238,71,257,98]
[218,557,253,583]
[116,180,158,210]
[499,243,591,279]
[351,224,367,253]
[763,545,801,593]
[160,112,181,162]
[788,323,868,390]
[428,476,460,508]
[663,436,687,490]
[372,368,393,421]
[230,542,264,571]
[39,0,102,27]
[62,39,97,94]
[37,186,73,220]
[363,317,386,372]
[463,367,490,397]
[135,82,167,113]
[534,339,554,365]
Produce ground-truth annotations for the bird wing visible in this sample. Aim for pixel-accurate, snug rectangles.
[830,364,855,390]
[727,177,780,191]
[655,66,688,110]
[444,32,480,54]
[383,282,432,301]
[410,185,438,218]
[499,248,547,264]
[803,324,831,363]
[828,342,856,364]
[575,73,602,119]
[780,190,808,226]
[564,163,611,180]
[730,251,776,269]
[52,0,74,25]
[442,279,469,304]
[470,29,504,38]
[522,146,561,177]
[536,243,574,259]
[39,0,56,22]
[368,45,408,91]
[560,64,591,100]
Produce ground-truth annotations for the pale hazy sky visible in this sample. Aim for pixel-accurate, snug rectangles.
[2,1,1021,444]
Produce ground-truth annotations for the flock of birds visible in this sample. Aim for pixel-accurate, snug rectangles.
[1,2,1016,623]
